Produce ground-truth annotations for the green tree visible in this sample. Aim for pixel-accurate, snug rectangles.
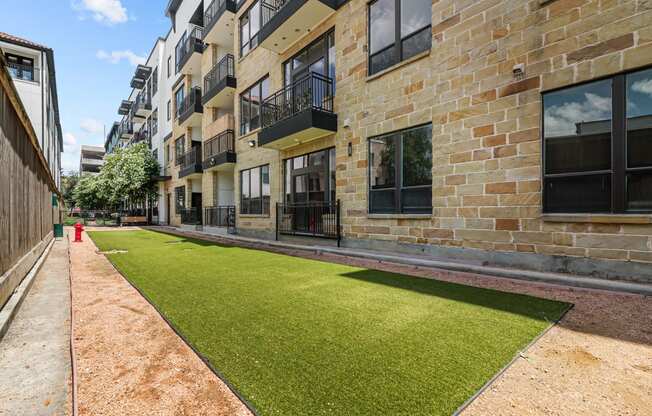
[99,142,160,207]
[60,171,79,208]
[73,174,106,210]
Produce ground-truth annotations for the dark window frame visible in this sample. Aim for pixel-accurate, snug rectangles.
[167,56,172,78]
[240,164,270,215]
[239,0,261,57]
[152,67,158,95]
[367,0,432,76]
[175,186,186,211]
[542,66,652,214]
[283,147,336,205]
[282,29,336,87]
[5,52,35,82]
[174,136,185,165]
[167,100,171,121]
[368,123,433,214]
[239,75,269,135]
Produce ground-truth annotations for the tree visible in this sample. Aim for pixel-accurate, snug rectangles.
[60,171,79,208]
[99,142,160,208]
[73,174,106,210]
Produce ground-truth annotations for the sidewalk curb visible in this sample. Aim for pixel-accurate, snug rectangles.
[153,226,652,297]
[0,237,56,342]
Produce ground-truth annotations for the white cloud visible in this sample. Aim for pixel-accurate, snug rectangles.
[80,118,104,135]
[544,92,612,137]
[72,0,128,25]
[63,132,77,146]
[632,78,652,96]
[96,49,146,66]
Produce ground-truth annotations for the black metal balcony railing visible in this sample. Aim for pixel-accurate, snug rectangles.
[204,0,236,34]
[176,87,203,121]
[203,54,235,96]
[204,130,235,159]
[175,25,204,73]
[276,200,341,245]
[132,129,149,144]
[261,0,290,28]
[133,90,151,112]
[119,120,133,137]
[262,72,334,129]
[6,62,36,82]
[178,147,202,170]
[204,206,236,233]
[180,207,202,225]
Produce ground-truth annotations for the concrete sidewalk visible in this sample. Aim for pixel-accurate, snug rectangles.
[0,236,71,416]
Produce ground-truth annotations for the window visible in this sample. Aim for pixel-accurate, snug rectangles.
[283,30,335,89]
[543,67,652,213]
[175,186,186,211]
[174,136,185,165]
[240,165,270,215]
[239,1,260,56]
[368,0,432,75]
[151,109,158,136]
[152,149,158,161]
[5,53,35,81]
[167,100,172,121]
[175,87,185,119]
[175,31,187,73]
[152,67,158,95]
[369,124,432,214]
[167,56,171,78]
[284,148,336,204]
[240,76,269,135]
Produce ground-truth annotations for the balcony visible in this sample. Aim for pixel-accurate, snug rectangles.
[118,100,133,116]
[259,0,336,53]
[131,128,150,146]
[119,120,134,140]
[202,130,236,171]
[203,0,237,49]
[133,91,152,119]
[201,54,236,109]
[259,72,336,149]
[131,65,152,89]
[178,147,203,179]
[153,166,172,182]
[176,87,203,128]
[175,25,204,75]
[276,200,341,245]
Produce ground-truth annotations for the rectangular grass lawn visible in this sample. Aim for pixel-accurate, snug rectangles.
[89,230,570,416]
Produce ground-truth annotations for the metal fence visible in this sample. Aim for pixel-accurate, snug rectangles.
[179,207,202,225]
[204,130,235,159]
[204,54,235,95]
[276,200,341,246]
[204,206,236,233]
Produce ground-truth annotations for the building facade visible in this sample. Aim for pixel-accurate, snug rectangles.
[79,145,105,175]
[112,0,652,281]
[0,32,62,188]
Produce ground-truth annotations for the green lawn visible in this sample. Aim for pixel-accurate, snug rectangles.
[89,230,570,416]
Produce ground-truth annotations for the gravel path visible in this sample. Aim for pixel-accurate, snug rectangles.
[69,230,252,416]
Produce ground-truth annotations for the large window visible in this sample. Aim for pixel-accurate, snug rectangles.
[152,67,158,95]
[151,109,158,136]
[283,30,335,88]
[175,186,186,211]
[174,136,185,165]
[239,1,260,57]
[240,76,270,135]
[284,148,336,204]
[369,124,432,214]
[240,165,270,215]
[368,0,432,76]
[5,53,35,82]
[543,67,652,213]
[174,86,185,119]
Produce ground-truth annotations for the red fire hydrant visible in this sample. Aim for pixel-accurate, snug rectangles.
[74,222,84,243]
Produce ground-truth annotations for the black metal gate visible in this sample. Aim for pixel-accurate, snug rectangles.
[276,200,341,246]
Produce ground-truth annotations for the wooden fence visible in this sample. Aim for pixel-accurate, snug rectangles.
[0,54,60,307]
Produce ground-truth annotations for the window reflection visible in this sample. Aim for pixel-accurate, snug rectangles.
[626,68,652,210]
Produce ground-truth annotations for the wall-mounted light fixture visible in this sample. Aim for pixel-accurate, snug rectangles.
[248,140,256,148]
[348,142,353,157]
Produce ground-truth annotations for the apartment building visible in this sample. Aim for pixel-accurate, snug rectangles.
[0,32,62,188]
[79,145,105,175]
[114,0,652,281]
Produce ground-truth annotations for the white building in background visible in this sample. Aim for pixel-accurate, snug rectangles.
[0,32,62,189]
[79,145,105,175]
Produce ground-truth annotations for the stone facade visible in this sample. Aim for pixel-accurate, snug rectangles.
[155,0,652,279]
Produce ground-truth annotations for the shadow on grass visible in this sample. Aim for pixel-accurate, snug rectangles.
[338,269,570,322]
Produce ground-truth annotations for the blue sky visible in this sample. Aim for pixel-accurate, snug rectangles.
[0,0,170,173]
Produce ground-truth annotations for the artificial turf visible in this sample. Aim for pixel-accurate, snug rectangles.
[89,230,570,416]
